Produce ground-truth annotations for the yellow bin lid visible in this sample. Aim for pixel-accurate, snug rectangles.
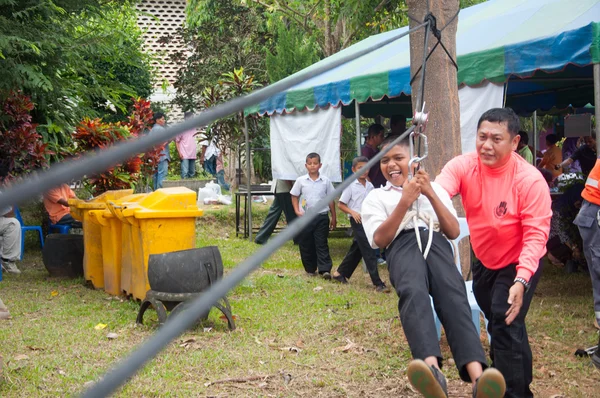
[121,187,203,219]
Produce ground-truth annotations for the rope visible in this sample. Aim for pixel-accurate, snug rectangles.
[397,209,437,259]
[408,9,460,90]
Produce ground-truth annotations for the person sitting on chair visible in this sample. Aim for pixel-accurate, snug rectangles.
[43,183,82,228]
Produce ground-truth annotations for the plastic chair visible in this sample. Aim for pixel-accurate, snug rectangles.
[49,223,72,234]
[13,207,44,260]
[432,217,490,342]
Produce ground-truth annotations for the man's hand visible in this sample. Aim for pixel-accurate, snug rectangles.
[330,216,337,231]
[415,169,434,198]
[400,177,420,207]
[349,210,361,224]
[505,282,525,325]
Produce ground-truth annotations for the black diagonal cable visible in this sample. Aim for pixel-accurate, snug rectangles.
[80,125,415,398]
[0,22,428,211]
[415,20,431,115]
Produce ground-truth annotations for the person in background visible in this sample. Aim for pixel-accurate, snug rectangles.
[254,180,297,245]
[43,183,82,228]
[361,124,386,188]
[573,156,600,369]
[175,112,198,179]
[388,114,407,138]
[517,131,534,165]
[538,133,562,178]
[215,149,230,191]
[290,153,337,279]
[332,156,388,292]
[150,112,170,190]
[0,197,21,275]
[555,132,597,176]
[201,136,218,177]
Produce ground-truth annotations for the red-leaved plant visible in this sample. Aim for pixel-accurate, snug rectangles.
[72,98,164,195]
[0,91,52,184]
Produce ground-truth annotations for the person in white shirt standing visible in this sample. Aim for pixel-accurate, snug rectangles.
[290,153,337,279]
[332,156,388,292]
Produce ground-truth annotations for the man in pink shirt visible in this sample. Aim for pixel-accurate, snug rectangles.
[436,108,551,398]
[175,112,198,179]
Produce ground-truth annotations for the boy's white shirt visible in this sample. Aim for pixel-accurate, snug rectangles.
[361,181,458,249]
[290,172,334,214]
[339,179,374,216]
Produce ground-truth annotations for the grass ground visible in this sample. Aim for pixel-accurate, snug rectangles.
[0,202,599,397]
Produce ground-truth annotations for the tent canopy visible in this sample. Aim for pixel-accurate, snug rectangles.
[245,0,600,117]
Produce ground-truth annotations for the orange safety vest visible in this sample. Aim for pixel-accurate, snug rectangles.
[582,158,600,205]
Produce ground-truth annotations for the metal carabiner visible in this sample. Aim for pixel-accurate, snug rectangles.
[407,131,429,180]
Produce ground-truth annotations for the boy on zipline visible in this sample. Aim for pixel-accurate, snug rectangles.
[362,136,505,398]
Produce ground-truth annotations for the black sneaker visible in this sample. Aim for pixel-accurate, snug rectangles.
[306,272,318,277]
[321,272,332,280]
[407,359,448,398]
[472,368,506,398]
[375,283,390,293]
[332,273,348,284]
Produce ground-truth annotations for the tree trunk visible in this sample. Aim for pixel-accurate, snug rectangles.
[407,0,470,274]
[407,0,460,177]
[324,0,332,56]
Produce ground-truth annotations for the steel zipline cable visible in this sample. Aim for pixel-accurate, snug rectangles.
[0,20,427,212]
[0,17,435,398]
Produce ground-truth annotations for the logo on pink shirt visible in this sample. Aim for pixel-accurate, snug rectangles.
[494,201,508,218]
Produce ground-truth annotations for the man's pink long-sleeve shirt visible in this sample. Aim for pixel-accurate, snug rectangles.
[436,151,552,282]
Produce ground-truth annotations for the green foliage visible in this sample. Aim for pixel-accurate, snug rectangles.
[173,0,271,112]
[0,0,153,160]
[265,20,320,83]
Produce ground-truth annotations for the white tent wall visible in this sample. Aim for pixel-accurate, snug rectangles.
[269,106,342,182]
[458,82,505,154]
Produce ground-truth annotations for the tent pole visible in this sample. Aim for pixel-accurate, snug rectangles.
[355,101,361,156]
[533,110,537,165]
[244,116,252,242]
[594,63,600,154]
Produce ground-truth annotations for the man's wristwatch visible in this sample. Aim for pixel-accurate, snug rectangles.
[514,277,530,292]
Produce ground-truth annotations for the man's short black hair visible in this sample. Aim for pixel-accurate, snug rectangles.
[518,131,529,145]
[366,123,385,138]
[352,156,369,168]
[381,135,410,150]
[477,108,520,137]
[153,112,165,123]
[306,152,321,163]
[546,134,559,145]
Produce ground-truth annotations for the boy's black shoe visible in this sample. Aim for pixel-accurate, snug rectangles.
[375,283,390,293]
[472,368,506,398]
[332,273,348,284]
[306,272,318,277]
[321,272,332,280]
[407,359,448,398]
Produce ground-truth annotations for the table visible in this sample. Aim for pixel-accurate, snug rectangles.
[235,186,275,239]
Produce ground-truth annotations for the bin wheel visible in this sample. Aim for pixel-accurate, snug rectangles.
[136,297,168,325]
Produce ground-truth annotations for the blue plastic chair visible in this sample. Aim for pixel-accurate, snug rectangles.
[432,217,490,342]
[13,207,44,260]
[49,223,72,234]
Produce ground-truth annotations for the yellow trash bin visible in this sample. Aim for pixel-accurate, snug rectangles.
[89,193,147,296]
[69,189,134,288]
[107,187,203,301]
